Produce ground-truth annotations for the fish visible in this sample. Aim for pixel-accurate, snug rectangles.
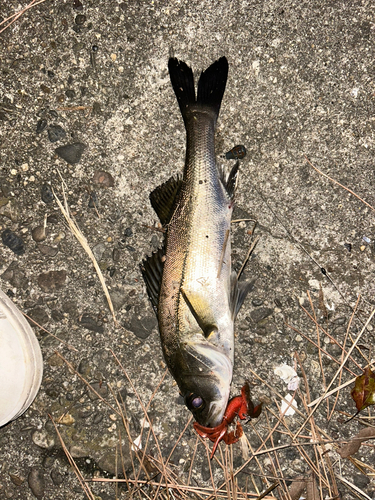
[140,56,253,428]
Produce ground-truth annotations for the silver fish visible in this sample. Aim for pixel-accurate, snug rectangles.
[141,57,252,428]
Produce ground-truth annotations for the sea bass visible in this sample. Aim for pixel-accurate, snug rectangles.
[141,57,252,428]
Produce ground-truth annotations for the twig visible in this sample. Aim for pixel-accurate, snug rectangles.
[22,311,78,351]
[336,474,373,500]
[255,482,279,500]
[328,296,361,421]
[53,187,117,326]
[295,308,375,437]
[308,363,375,407]
[56,106,93,111]
[305,156,375,212]
[237,235,260,280]
[0,0,48,34]
[49,415,96,500]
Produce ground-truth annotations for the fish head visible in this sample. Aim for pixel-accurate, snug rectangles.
[176,341,233,428]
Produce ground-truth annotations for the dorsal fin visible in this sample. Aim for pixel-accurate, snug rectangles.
[149,176,182,226]
[139,247,165,315]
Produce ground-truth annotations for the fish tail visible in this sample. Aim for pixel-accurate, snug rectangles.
[168,56,228,124]
[168,58,196,123]
[197,57,228,120]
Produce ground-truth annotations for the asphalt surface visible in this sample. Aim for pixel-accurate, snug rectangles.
[0,0,374,498]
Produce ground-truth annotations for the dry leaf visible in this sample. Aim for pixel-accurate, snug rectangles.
[338,427,375,458]
[306,473,319,500]
[289,477,306,500]
[351,366,375,412]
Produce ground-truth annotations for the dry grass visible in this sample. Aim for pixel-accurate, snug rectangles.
[0,0,48,35]
[49,292,375,500]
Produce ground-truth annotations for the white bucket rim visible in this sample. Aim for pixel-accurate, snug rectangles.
[0,288,43,427]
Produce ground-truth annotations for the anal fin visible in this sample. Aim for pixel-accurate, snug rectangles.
[230,272,255,319]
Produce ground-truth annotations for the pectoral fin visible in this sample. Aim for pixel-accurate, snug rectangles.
[180,287,217,338]
[139,247,165,315]
[149,175,182,225]
[219,161,239,200]
[230,272,255,319]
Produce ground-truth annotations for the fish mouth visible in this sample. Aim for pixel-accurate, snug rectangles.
[204,394,229,428]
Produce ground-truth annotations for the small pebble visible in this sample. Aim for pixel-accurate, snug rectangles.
[36,119,47,134]
[2,229,25,255]
[59,413,75,425]
[92,102,101,115]
[42,456,56,469]
[112,248,120,262]
[79,314,104,334]
[126,315,157,339]
[252,298,263,307]
[72,0,83,10]
[151,234,159,249]
[50,469,64,486]
[92,242,106,261]
[250,307,273,323]
[48,126,66,144]
[37,244,59,257]
[70,445,90,458]
[41,183,54,204]
[92,412,104,424]
[109,289,126,311]
[75,14,86,25]
[124,227,133,237]
[88,191,99,208]
[88,381,108,400]
[40,84,51,94]
[55,142,86,165]
[27,306,49,326]
[92,170,115,187]
[37,270,67,292]
[47,213,59,224]
[32,429,55,450]
[333,316,346,325]
[32,225,47,242]
[28,468,45,499]
[98,446,132,475]
[225,144,246,160]
[344,242,352,252]
[65,89,76,99]
[9,473,24,486]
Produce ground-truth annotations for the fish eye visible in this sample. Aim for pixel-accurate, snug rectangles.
[186,394,205,411]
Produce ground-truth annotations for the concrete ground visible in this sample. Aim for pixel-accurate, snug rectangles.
[0,0,374,498]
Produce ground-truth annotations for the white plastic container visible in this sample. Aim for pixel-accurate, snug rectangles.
[0,288,43,427]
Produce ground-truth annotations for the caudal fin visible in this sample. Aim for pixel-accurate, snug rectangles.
[168,56,228,124]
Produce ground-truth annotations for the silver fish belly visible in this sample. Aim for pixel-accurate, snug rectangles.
[141,57,252,428]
